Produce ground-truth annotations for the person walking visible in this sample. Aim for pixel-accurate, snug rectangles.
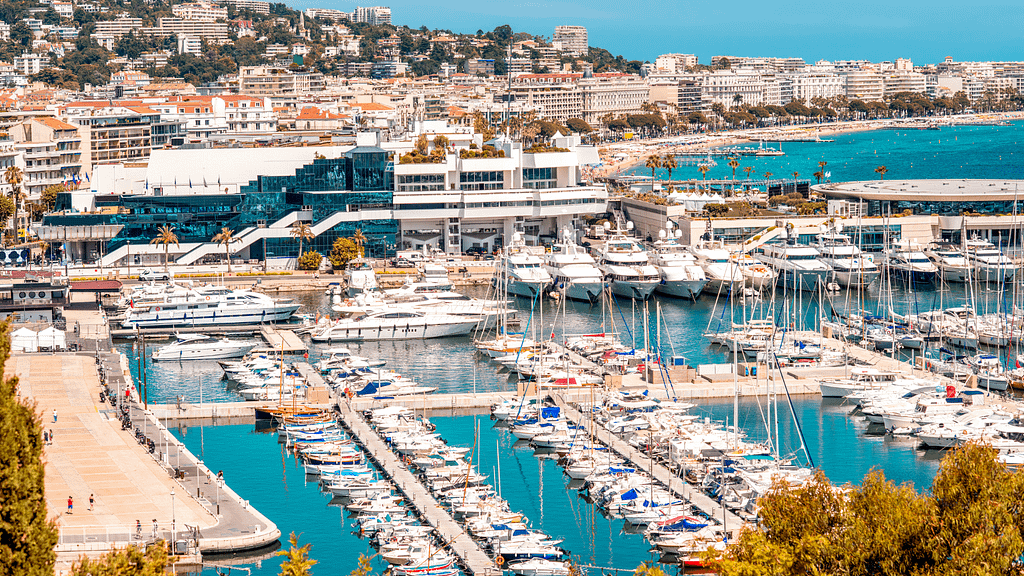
[88,494,94,511]
[66,496,73,515]
[42,430,48,444]
[136,520,142,540]
[49,429,54,444]
[52,409,57,423]
[151,519,158,540]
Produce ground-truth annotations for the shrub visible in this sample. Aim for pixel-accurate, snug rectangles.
[298,250,323,270]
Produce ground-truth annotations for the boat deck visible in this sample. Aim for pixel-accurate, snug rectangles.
[335,399,499,576]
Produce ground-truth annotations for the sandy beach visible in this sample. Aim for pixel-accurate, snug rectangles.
[595,111,1024,178]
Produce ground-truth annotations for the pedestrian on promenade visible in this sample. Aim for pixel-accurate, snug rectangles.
[89,494,94,510]
[42,430,48,444]
[217,470,223,485]
[49,429,54,443]
[52,409,57,423]
[66,496,73,514]
[136,520,142,539]
[152,519,158,539]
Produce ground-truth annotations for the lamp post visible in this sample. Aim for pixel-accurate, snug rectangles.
[170,488,176,547]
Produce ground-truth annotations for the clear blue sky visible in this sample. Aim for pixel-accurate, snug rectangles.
[300,0,1024,65]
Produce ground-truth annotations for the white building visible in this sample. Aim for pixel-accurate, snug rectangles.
[13,54,49,76]
[553,25,588,56]
[217,0,270,14]
[580,74,650,124]
[94,18,143,38]
[52,2,74,20]
[352,6,391,26]
[702,70,779,108]
[172,3,228,21]
[784,72,845,103]
[882,71,927,96]
[0,22,11,41]
[8,117,83,200]
[842,70,884,101]
[654,53,697,73]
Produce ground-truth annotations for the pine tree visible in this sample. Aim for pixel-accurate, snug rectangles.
[278,532,317,576]
[0,320,58,574]
[71,542,169,575]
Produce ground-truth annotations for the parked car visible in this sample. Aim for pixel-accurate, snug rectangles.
[139,269,172,281]
[464,246,485,256]
[391,258,415,268]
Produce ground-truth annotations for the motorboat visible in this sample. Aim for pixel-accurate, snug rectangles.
[964,237,1016,283]
[597,229,660,300]
[506,559,570,576]
[151,334,254,361]
[121,284,299,328]
[543,229,604,302]
[924,242,970,283]
[814,231,879,287]
[493,233,552,298]
[345,259,378,296]
[688,240,742,295]
[649,237,708,299]
[756,240,830,291]
[887,248,938,284]
[731,252,776,291]
[418,262,452,287]
[311,309,483,342]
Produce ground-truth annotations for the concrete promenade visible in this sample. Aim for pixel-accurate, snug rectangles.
[336,399,498,576]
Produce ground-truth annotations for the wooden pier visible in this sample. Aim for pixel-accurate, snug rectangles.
[551,393,746,538]
[259,326,308,353]
[335,400,499,576]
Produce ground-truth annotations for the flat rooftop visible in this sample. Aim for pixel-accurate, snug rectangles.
[813,179,1024,201]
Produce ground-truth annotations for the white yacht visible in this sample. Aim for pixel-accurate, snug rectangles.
[310,309,482,341]
[120,285,299,328]
[543,229,604,302]
[732,252,776,290]
[756,240,830,291]
[597,228,660,300]
[151,334,255,361]
[814,232,879,287]
[493,234,552,298]
[418,262,452,287]
[688,240,742,295]
[649,237,708,299]
[965,237,1016,283]
[345,259,378,296]
[887,249,938,284]
[924,243,971,283]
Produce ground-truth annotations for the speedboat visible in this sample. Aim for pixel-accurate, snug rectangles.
[649,237,708,299]
[311,309,482,341]
[506,559,570,576]
[732,252,775,291]
[815,231,879,287]
[597,229,660,300]
[151,334,254,361]
[543,228,603,302]
[345,259,378,296]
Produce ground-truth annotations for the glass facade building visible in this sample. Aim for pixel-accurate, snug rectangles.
[43,147,398,261]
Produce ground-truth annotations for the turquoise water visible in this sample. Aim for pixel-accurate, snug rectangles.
[137,124,1024,574]
[627,121,1024,183]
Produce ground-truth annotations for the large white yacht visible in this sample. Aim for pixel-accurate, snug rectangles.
[345,259,378,296]
[688,240,742,295]
[121,284,300,328]
[311,309,482,342]
[597,227,660,300]
[924,242,971,283]
[965,237,1016,283]
[731,252,776,290]
[151,334,255,361]
[814,231,879,287]
[649,236,708,299]
[493,233,552,298]
[543,229,604,302]
[756,232,831,291]
[887,247,938,284]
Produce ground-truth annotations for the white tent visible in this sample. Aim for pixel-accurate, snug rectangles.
[37,327,66,350]
[11,328,38,353]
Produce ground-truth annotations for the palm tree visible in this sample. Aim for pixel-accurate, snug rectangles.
[661,154,677,184]
[743,166,754,180]
[698,164,710,190]
[814,170,824,184]
[290,222,315,262]
[727,157,740,195]
[875,165,888,181]
[212,227,238,273]
[792,171,800,181]
[4,166,22,244]
[644,155,662,184]
[351,228,367,257]
[764,171,773,183]
[150,225,179,273]
[818,160,828,180]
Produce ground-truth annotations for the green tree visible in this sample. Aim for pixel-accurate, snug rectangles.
[150,225,179,272]
[703,203,728,217]
[290,222,314,262]
[277,532,317,576]
[351,229,367,257]
[328,237,359,270]
[3,166,23,244]
[0,195,15,229]
[644,155,661,184]
[875,165,889,180]
[212,227,238,273]
[698,164,710,189]
[0,320,58,574]
[297,250,322,271]
[40,184,64,213]
[661,154,677,183]
[565,118,592,133]
[743,166,754,180]
[71,541,169,575]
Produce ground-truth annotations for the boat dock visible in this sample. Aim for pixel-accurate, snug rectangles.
[551,393,745,538]
[259,326,308,353]
[335,399,499,576]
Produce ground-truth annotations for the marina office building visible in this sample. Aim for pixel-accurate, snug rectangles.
[37,127,606,266]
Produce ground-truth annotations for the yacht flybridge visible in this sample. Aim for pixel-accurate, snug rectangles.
[494,233,552,298]
[755,226,830,291]
[543,228,604,302]
[814,228,879,287]
[597,225,660,300]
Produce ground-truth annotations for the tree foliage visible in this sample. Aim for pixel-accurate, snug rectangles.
[710,442,1024,576]
[297,250,323,271]
[0,196,15,226]
[40,184,64,213]
[71,542,170,575]
[0,320,58,574]
[328,237,359,270]
[277,532,317,576]
[565,118,593,133]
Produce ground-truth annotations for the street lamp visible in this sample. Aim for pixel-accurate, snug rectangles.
[170,488,176,547]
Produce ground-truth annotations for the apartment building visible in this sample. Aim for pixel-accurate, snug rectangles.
[579,74,650,124]
[63,104,161,174]
[784,72,845,103]
[654,53,697,73]
[238,66,326,102]
[0,22,11,42]
[172,2,228,21]
[304,8,350,21]
[352,6,391,26]
[144,18,229,42]
[712,56,806,73]
[94,18,143,38]
[509,75,584,121]
[8,117,82,199]
[217,0,270,14]
[52,2,74,20]
[13,54,50,76]
[149,95,276,139]
[702,70,780,108]
[882,71,927,96]
[466,59,495,76]
[553,25,588,56]
[842,70,884,101]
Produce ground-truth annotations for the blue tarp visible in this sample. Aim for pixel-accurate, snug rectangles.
[620,488,639,500]
[541,407,561,419]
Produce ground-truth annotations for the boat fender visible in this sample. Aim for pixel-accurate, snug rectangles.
[391,536,398,543]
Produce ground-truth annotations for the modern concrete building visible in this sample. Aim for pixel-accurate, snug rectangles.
[352,6,391,26]
[172,2,228,21]
[218,0,270,13]
[553,25,588,56]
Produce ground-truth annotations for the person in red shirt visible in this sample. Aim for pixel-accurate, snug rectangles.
[67,496,73,514]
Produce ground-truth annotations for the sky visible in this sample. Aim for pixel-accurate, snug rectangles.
[298,0,1024,65]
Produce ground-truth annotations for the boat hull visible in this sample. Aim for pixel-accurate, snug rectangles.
[609,280,658,300]
[832,268,880,287]
[122,305,300,328]
[655,279,707,299]
[152,343,255,361]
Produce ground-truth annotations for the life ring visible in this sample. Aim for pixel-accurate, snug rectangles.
[496,556,504,567]
[391,536,398,544]
[206,296,211,301]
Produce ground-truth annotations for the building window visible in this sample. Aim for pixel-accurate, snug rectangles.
[524,167,556,189]
[460,171,504,191]
[398,174,444,192]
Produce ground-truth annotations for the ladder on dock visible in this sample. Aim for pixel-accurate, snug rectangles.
[335,401,498,576]
[259,326,308,353]
[551,393,745,537]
